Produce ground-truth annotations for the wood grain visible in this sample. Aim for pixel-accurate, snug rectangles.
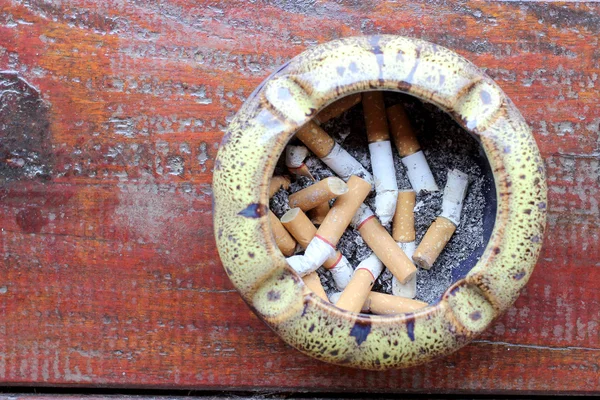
[1,0,599,394]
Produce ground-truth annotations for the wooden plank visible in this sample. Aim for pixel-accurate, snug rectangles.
[1,0,599,394]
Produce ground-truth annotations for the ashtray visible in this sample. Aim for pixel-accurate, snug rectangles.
[212,35,546,369]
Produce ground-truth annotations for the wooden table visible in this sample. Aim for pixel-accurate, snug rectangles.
[1,0,598,395]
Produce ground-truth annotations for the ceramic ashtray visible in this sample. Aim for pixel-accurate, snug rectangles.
[213,35,547,370]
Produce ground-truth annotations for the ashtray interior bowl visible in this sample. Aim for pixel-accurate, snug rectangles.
[212,35,547,370]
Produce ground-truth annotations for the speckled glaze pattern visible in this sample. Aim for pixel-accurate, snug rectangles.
[212,35,547,370]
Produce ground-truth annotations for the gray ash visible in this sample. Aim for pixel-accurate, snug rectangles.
[337,227,372,264]
[271,92,493,305]
[317,267,336,293]
[269,189,290,218]
[305,156,336,181]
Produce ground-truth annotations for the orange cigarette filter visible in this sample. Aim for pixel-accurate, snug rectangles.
[288,164,314,180]
[363,292,427,315]
[335,269,375,313]
[413,216,456,269]
[362,91,390,143]
[392,190,416,242]
[314,93,362,124]
[302,271,328,301]
[288,177,348,211]
[386,104,421,157]
[308,202,329,225]
[269,175,291,198]
[280,207,343,269]
[269,210,296,257]
[316,176,372,246]
[294,121,336,158]
[355,208,417,284]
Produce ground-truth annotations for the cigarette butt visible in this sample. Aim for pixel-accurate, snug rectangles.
[308,201,329,225]
[402,150,439,193]
[295,121,336,158]
[269,176,291,198]
[363,292,428,315]
[281,208,317,248]
[281,208,351,288]
[286,236,336,276]
[288,177,348,211]
[282,207,337,265]
[392,190,416,242]
[353,205,417,284]
[369,140,398,225]
[362,92,390,143]
[317,176,372,246]
[295,122,373,185]
[440,169,470,225]
[302,271,328,301]
[359,217,417,284]
[331,290,427,314]
[392,241,417,298]
[336,271,374,313]
[387,104,437,193]
[413,216,457,269]
[314,93,362,124]
[286,146,314,180]
[269,210,296,256]
[321,142,374,185]
[335,255,382,313]
[386,104,421,157]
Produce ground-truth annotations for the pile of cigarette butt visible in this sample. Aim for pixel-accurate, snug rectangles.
[269,92,474,315]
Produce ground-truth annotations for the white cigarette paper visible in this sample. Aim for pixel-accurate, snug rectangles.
[329,255,353,290]
[356,253,384,279]
[368,141,398,225]
[399,239,417,259]
[401,150,439,193]
[286,145,309,169]
[321,142,373,186]
[351,203,374,227]
[392,241,417,298]
[328,291,342,304]
[440,169,470,226]
[286,236,336,276]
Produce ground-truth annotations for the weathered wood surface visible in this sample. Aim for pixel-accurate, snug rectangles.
[0,0,598,394]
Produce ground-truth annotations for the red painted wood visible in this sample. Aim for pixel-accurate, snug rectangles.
[1,0,599,394]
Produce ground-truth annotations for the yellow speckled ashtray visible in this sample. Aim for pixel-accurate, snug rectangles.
[212,35,547,370]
